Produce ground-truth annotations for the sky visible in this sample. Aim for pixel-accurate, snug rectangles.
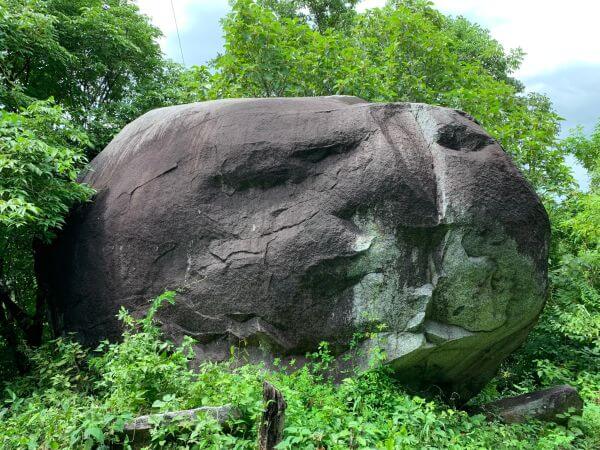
[136,0,599,188]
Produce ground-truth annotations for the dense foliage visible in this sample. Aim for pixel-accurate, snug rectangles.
[204,0,574,197]
[0,100,93,375]
[0,0,598,448]
[0,0,182,376]
[0,0,166,150]
[1,294,598,449]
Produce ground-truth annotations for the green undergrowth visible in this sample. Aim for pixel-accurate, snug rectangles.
[0,292,598,449]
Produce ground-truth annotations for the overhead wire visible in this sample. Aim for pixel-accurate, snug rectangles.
[170,0,186,65]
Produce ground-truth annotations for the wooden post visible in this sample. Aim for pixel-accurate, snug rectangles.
[259,381,287,450]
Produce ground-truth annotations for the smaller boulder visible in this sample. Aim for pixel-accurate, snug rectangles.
[476,385,583,424]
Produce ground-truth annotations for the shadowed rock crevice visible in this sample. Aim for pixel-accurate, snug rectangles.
[435,123,495,152]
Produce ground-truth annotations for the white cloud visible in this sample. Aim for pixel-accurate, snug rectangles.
[135,0,197,32]
[135,0,226,49]
[361,0,600,79]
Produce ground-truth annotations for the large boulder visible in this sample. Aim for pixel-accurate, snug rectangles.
[38,96,549,400]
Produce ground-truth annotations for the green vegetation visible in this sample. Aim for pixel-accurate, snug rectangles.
[0,0,166,150]
[209,0,573,197]
[0,101,94,374]
[1,293,598,449]
[1,0,598,448]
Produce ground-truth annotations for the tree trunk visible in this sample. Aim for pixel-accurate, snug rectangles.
[259,381,287,450]
[0,287,28,374]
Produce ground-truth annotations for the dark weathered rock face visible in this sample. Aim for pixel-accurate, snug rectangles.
[39,96,549,400]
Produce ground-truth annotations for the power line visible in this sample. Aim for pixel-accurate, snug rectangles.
[170,0,185,65]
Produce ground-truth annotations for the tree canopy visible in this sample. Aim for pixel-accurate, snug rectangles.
[0,0,164,149]
[195,0,574,197]
[0,101,93,368]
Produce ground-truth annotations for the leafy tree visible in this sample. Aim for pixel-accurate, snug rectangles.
[210,0,574,197]
[258,0,359,31]
[0,0,164,150]
[129,62,214,110]
[0,0,194,377]
[0,101,93,373]
[0,0,192,373]
[506,121,600,402]
[441,15,525,89]
[562,121,600,189]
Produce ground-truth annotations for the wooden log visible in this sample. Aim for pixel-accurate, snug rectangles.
[259,381,287,450]
[124,404,239,448]
[473,385,583,424]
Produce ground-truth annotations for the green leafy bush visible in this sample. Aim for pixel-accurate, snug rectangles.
[90,291,195,413]
[1,292,598,449]
[0,100,94,375]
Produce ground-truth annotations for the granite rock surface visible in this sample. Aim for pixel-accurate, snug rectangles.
[38,96,550,400]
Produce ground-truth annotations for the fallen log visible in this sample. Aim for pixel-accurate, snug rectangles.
[473,384,583,424]
[124,404,239,448]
